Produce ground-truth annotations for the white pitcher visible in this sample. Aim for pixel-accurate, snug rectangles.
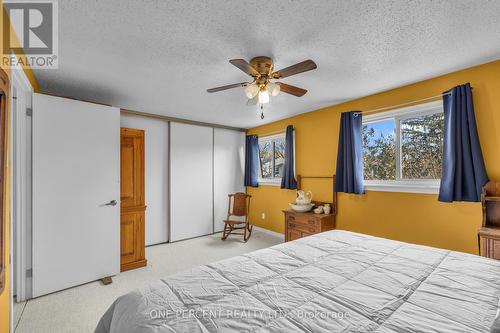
[296,190,313,205]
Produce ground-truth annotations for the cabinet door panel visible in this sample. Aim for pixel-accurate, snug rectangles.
[120,143,135,201]
[120,129,144,208]
[120,211,145,269]
[121,212,138,260]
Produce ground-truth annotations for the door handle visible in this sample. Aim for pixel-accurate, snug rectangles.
[104,200,117,206]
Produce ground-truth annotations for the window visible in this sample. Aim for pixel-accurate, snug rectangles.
[258,133,286,185]
[362,100,444,193]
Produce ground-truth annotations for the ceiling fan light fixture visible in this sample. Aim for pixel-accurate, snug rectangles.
[267,82,280,97]
[207,57,317,118]
[258,89,270,104]
[244,84,259,99]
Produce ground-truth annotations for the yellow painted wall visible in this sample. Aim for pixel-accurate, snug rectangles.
[248,59,500,255]
[0,2,40,331]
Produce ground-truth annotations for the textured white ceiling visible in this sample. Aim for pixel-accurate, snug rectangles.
[33,0,500,128]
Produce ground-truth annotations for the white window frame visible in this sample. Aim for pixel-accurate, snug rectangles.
[257,132,290,186]
[362,100,443,194]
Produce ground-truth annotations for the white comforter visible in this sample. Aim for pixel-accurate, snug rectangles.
[96,230,500,332]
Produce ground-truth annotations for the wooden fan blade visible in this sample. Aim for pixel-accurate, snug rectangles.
[277,83,307,97]
[229,59,259,77]
[272,60,317,79]
[207,82,246,93]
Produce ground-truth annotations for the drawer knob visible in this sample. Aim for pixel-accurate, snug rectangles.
[308,220,315,225]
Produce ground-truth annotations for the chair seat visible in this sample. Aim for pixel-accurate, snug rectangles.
[223,219,246,225]
[479,226,500,238]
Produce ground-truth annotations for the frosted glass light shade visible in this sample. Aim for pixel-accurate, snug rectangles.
[267,82,280,96]
[244,84,259,99]
[258,90,270,104]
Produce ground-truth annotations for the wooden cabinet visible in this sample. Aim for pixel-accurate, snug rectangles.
[479,181,500,259]
[283,210,335,242]
[120,128,147,272]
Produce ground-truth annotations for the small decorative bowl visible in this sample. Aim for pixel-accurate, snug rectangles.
[313,206,324,214]
[289,203,314,212]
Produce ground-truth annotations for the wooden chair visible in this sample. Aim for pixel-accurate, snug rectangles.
[221,193,253,242]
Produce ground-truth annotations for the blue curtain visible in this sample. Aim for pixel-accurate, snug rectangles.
[334,111,364,194]
[244,135,259,187]
[281,125,297,189]
[438,83,488,202]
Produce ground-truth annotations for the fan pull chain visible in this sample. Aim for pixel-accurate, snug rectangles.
[260,104,264,119]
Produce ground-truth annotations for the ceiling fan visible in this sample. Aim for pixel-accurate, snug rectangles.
[207,56,317,119]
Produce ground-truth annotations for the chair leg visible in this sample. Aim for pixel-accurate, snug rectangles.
[243,223,253,242]
[222,221,252,242]
[221,223,229,240]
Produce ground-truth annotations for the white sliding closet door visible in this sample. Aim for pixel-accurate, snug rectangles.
[213,129,245,232]
[170,123,213,241]
[120,114,169,245]
[32,94,120,297]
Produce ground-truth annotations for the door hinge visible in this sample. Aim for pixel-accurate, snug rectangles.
[26,268,32,278]
[26,108,32,116]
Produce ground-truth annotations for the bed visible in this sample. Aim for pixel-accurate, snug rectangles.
[96,230,500,332]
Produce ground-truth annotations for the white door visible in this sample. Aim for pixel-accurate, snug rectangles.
[214,129,245,232]
[32,93,120,297]
[11,66,33,301]
[170,123,213,242]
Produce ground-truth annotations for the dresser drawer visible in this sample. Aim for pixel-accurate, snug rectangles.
[287,221,319,234]
[287,214,319,227]
[284,209,335,242]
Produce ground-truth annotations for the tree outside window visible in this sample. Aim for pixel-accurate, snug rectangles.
[258,135,286,183]
[362,103,444,183]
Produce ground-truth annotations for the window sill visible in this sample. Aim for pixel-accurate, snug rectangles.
[258,179,282,187]
[364,180,440,194]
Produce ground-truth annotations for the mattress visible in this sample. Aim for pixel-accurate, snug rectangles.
[95,230,500,333]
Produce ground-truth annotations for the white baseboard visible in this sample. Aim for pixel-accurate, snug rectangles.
[253,226,285,241]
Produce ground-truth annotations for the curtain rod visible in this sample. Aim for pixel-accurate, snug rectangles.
[259,129,285,137]
[257,127,294,138]
[353,86,473,117]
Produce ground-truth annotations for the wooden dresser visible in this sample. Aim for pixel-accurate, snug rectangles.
[283,209,335,242]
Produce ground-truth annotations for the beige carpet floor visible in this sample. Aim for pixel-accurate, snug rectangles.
[13,230,283,333]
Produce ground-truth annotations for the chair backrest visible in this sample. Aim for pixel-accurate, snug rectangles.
[228,192,250,217]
